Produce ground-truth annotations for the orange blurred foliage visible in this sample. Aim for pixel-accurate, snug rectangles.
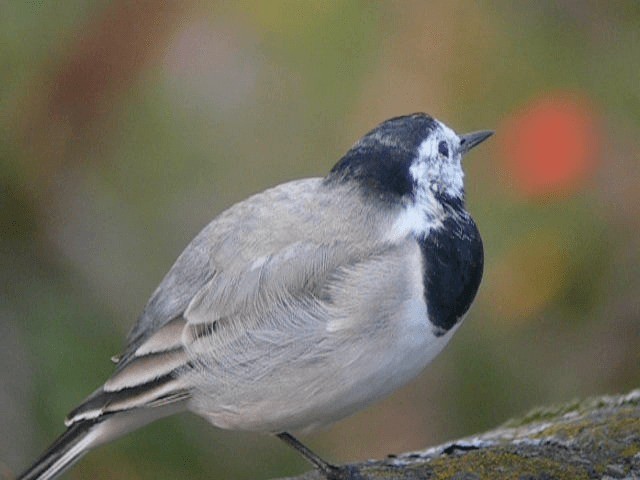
[500,93,601,198]
[481,230,569,325]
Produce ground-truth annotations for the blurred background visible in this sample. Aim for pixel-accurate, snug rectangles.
[1,1,639,479]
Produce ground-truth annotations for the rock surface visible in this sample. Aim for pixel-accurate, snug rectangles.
[279,389,640,480]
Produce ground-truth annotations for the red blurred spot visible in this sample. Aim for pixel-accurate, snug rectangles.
[500,93,600,197]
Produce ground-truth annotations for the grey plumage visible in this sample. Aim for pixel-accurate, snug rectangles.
[17,113,492,480]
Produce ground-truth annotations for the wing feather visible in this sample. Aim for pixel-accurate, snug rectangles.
[72,178,398,430]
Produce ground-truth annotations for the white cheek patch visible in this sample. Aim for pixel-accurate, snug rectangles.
[453,165,465,193]
[415,126,465,198]
[414,139,439,183]
[441,157,464,198]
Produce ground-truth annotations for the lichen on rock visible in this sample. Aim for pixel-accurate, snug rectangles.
[279,389,640,480]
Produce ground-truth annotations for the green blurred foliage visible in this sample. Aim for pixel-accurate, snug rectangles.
[1,1,639,479]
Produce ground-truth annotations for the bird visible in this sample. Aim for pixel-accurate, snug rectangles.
[17,113,492,480]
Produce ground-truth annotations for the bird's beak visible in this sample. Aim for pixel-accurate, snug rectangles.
[458,130,494,155]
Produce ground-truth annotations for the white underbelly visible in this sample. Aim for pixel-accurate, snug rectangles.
[188,298,461,434]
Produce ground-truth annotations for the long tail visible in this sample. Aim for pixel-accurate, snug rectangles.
[18,419,104,480]
[19,317,192,480]
[18,394,188,480]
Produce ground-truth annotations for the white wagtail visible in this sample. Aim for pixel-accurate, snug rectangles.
[17,113,492,480]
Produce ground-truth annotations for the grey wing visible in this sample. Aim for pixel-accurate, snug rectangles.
[124,177,333,351]
[65,244,213,424]
[181,239,348,365]
[65,235,366,424]
[126,230,217,353]
[183,238,425,432]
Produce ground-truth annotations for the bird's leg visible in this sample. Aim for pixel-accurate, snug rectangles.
[276,432,358,479]
[276,432,336,475]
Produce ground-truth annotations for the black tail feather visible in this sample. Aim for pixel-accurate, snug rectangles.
[17,420,97,480]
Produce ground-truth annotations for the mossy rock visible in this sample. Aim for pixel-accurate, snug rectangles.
[280,389,640,480]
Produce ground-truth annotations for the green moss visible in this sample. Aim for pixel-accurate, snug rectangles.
[621,443,640,458]
[403,449,589,480]
[293,391,640,480]
[500,399,583,428]
[527,405,640,440]
[502,390,640,430]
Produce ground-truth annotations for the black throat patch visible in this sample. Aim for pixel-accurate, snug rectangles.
[418,211,483,336]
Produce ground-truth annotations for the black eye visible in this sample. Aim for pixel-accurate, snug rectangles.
[438,141,449,158]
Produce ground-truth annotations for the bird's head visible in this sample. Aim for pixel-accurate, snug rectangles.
[327,113,493,208]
